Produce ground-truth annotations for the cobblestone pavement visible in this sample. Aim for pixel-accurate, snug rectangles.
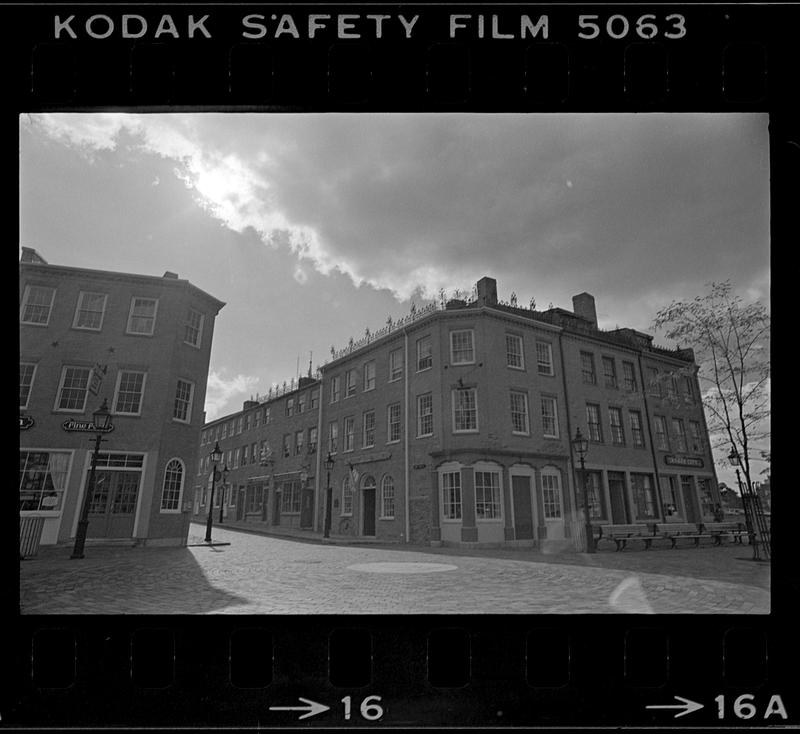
[19,522,769,614]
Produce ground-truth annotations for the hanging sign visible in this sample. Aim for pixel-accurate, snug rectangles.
[62,418,115,433]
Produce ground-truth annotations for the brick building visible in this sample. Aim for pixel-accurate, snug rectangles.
[19,248,224,547]
[195,276,719,549]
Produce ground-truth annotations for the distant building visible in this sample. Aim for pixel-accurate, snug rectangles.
[196,276,719,550]
[19,247,224,546]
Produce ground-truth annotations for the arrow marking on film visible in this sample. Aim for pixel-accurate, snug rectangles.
[269,697,330,720]
[646,695,704,718]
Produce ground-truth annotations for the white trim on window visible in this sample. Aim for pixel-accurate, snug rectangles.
[506,333,525,370]
[160,457,185,513]
[72,291,108,331]
[473,461,504,522]
[452,386,479,433]
[112,370,148,416]
[126,296,159,336]
[380,474,396,519]
[173,378,195,424]
[20,361,38,410]
[450,329,475,365]
[20,284,56,326]
[53,365,92,413]
[184,308,205,348]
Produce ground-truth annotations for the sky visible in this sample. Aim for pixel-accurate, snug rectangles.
[19,112,770,485]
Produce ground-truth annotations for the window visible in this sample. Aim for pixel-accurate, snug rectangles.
[510,391,529,435]
[623,361,637,391]
[536,342,554,375]
[389,348,403,381]
[586,403,602,442]
[450,329,475,364]
[160,459,184,511]
[363,361,376,391]
[506,334,524,369]
[311,389,319,409]
[237,417,243,434]
[602,356,617,388]
[441,471,462,520]
[330,376,340,402]
[295,430,304,455]
[241,445,249,466]
[233,448,240,469]
[683,376,695,403]
[244,413,251,431]
[281,480,301,514]
[654,415,669,450]
[297,392,306,414]
[264,407,271,424]
[585,470,605,520]
[341,475,353,515]
[309,427,318,454]
[541,396,559,438]
[452,387,478,432]
[73,291,107,330]
[381,475,395,518]
[221,423,228,439]
[20,285,55,326]
[417,393,433,437]
[672,418,687,452]
[113,370,146,415]
[660,475,682,518]
[631,473,657,519]
[666,375,679,401]
[20,362,37,409]
[541,469,563,519]
[126,297,158,335]
[19,450,71,512]
[698,478,715,517]
[283,434,291,458]
[173,379,194,422]
[581,352,596,384]
[345,369,357,397]
[184,308,204,347]
[475,470,502,519]
[328,421,338,453]
[609,407,625,445]
[363,410,376,448]
[417,335,432,371]
[343,416,355,452]
[388,403,402,443]
[286,397,294,416]
[647,367,661,397]
[629,410,645,447]
[689,421,703,452]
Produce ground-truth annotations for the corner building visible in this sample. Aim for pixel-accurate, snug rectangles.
[198,276,720,549]
[19,248,224,547]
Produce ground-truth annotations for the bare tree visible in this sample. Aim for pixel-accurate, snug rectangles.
[653,281,770,496]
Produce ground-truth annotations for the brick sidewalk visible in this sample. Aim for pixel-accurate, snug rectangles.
[19,522,769,614]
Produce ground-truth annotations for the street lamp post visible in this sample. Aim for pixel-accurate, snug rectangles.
[323,453,335,539]
[572,427,594,553]
[70,399,113,559]
[728,446,764,561]
[205,442,223,543]
[218,464,229,524]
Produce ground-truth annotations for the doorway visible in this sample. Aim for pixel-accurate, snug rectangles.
[86,469,140,538]
[511,475,534,540]
[362,488,376,536]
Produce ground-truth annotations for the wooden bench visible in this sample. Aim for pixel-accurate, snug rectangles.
[701,522,749,545]
[596,524,654,551]
[655,522,706,548]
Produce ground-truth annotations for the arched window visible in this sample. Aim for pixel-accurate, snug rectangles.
[380,475,395,518]
[342,475,353,516]
[160,458,184,512]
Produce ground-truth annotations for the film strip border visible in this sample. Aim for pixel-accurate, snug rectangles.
[10,4,797,109]
[10,618,791,727]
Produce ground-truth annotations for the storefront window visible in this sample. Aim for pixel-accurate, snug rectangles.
[19,451,71,512]
[631,473,657,519]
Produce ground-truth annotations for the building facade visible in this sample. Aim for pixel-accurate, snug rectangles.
[19,248,224,546]
[195,276,720,549]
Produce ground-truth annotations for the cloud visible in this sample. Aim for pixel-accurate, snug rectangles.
[204,370,259,421]
[23,112,769,311]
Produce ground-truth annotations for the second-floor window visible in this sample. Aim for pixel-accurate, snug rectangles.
[20,362,37,409]
[541,396,559,438]
[282,434,291,457]
[114,370,146,415]
[343,416,355,452]
[602,357,617,388]
[609,406,625,445]
[309,427,318,453]
[453,387,478,432]
[672,418,687,452]
[295,430,304,455]
[73,291,107,330]
[623,361,637,391]
[56,366,91,412]
[689,421,703,452]
[363,410,376,448]
[586,403,602,442]
[654,415,669,450]
[127,297,158,335]
[388,403,402,443]
[21,285,56,326]
[417,393,433,437]
[629,410,645,447]
[173,379,194,423]
[510,390,529,435]
[536,342,554,375]
[328,421,338,453]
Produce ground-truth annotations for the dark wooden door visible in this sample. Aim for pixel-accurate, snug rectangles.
[608,473,628,524]
[512,475,534,540]
[87,470,139,538]
[300,488,314,528]
[363,488,376,536]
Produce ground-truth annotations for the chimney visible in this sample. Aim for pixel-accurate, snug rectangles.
[20,247,48,264]
[162,271,179,279]
[572,292,597,327]
[476,276,498,306]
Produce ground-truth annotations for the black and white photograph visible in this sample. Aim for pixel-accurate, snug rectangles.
[19,111,770,615]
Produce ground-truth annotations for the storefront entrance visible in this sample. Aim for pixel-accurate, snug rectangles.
[362,488,376,536]
[86,469,140,538]
[511,475,534,540]
[300,488,314,529]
